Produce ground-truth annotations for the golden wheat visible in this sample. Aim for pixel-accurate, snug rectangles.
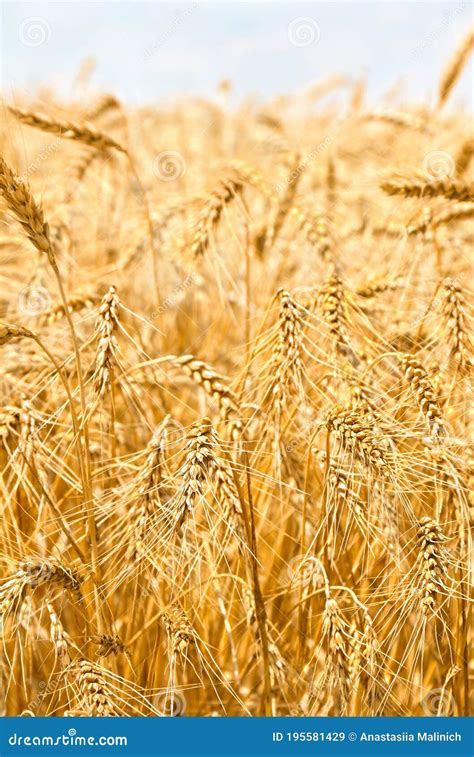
[1,29,472,720]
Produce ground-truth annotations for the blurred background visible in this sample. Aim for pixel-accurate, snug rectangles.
[1,1,473,108]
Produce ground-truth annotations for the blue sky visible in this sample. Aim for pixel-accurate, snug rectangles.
[1,1,473,108]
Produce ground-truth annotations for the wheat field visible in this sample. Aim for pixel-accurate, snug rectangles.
[0,29,473,719]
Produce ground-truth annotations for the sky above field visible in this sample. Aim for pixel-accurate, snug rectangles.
[1,1,473,108]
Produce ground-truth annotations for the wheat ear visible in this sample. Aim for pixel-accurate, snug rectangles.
[438,29,474,107]
[381,175,474,202]
[7,105,126,153]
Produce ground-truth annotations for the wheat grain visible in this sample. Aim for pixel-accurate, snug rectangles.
[162,604,196,659]
[381,175,474,201]
[440,279,473,371]
[0,157,54,261]
[326,405,390,474]
[94,286,120,396]
[398,353,444,434]
[68,659,119,716]
[415,518,449,617]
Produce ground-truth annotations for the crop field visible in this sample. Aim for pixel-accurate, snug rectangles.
[0,28,472,718]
